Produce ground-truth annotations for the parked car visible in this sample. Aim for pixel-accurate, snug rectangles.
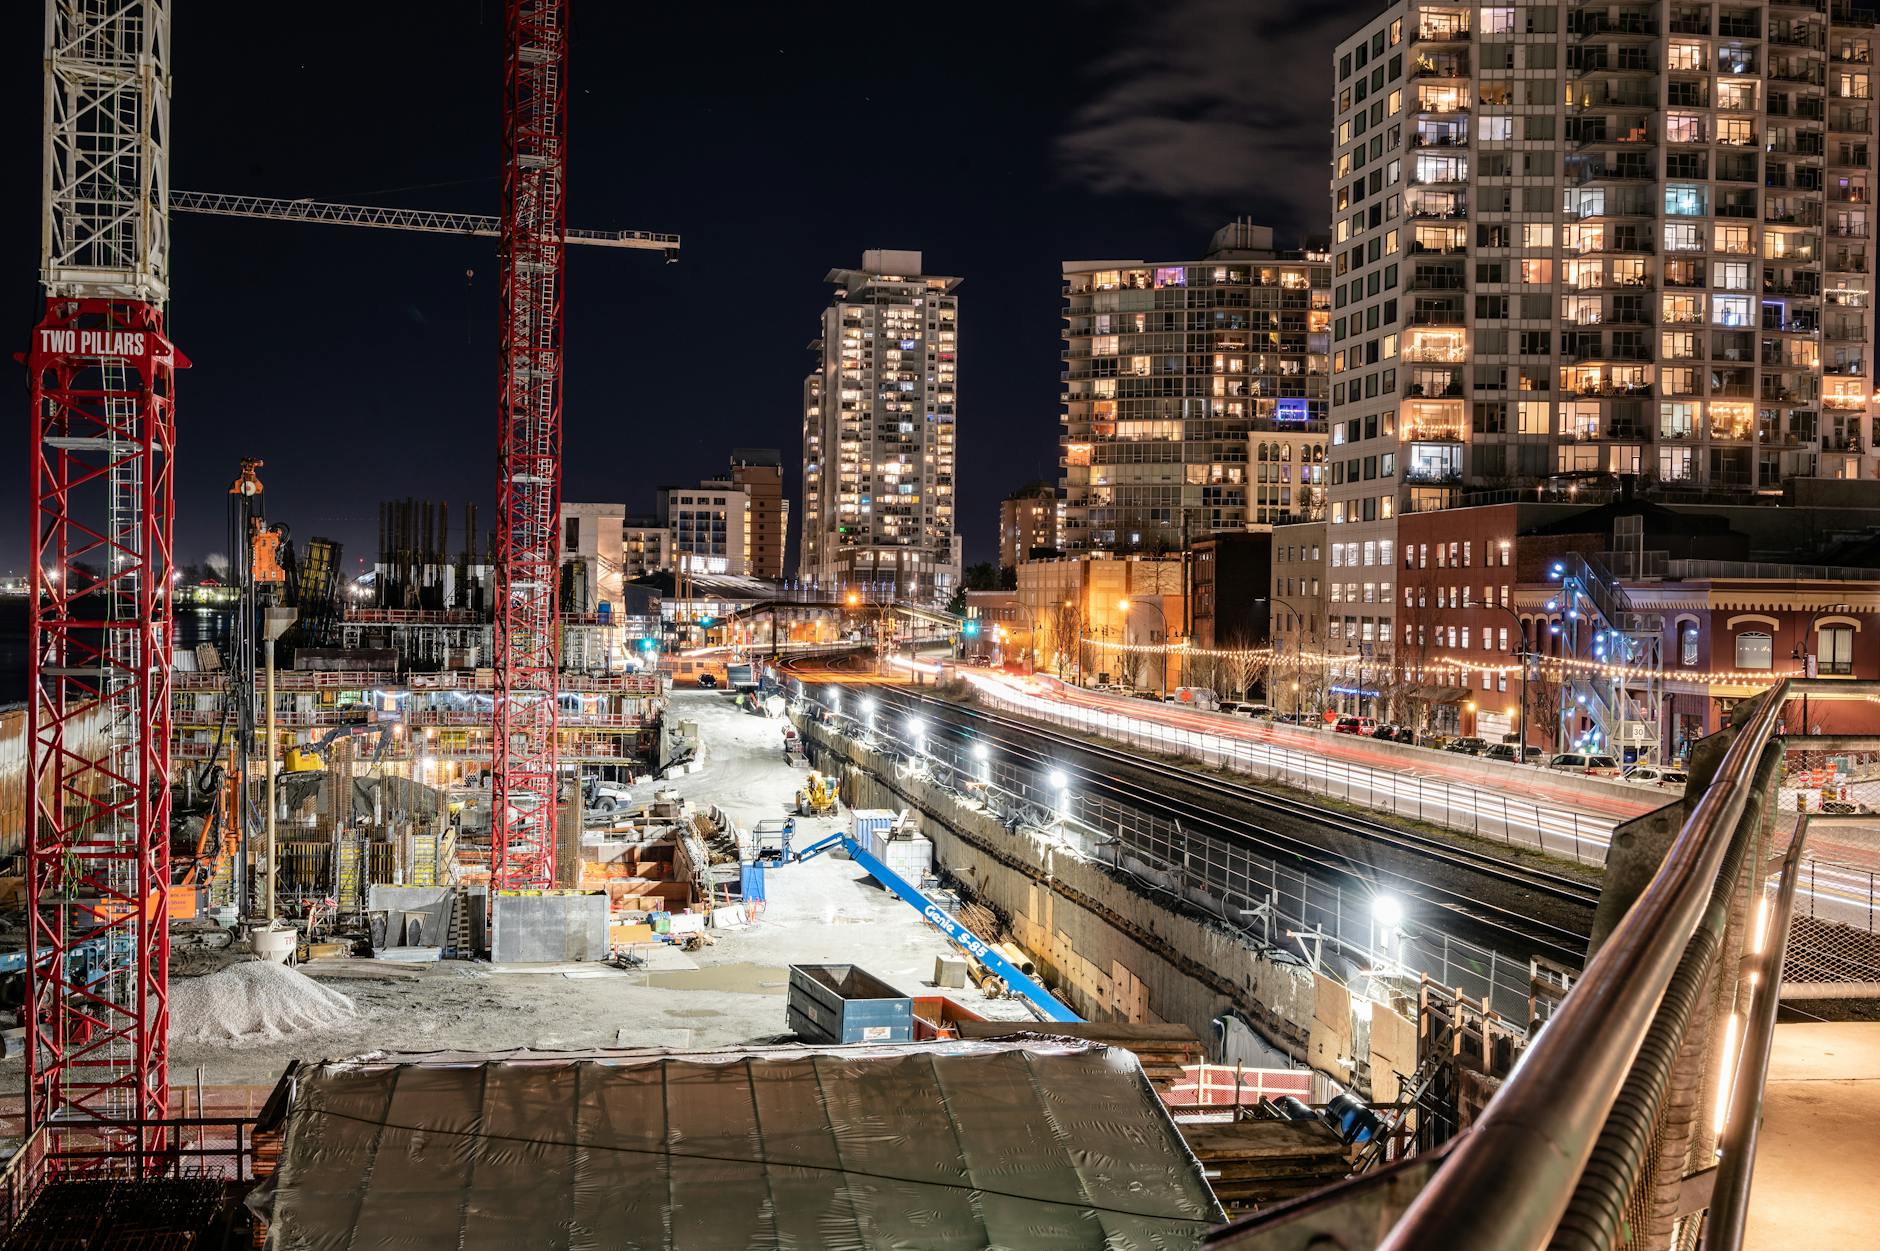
[1484,743,1545,764]
[1131,689,1163,702]
[1419,732,1456,751]
[1164,686,1221,711]
[1624,765,1690,788]
[696,672,718,689]
[1333,715,1378,736]
[1444,736,1491,756]
[1371,723,1410,743]
[1548,752,1622,777]
[1216,701,1245,716]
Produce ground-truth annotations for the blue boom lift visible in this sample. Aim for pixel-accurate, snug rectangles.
[783,828,1081,1023]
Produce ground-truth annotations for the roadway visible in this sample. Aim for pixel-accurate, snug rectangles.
[954,669,1649,867]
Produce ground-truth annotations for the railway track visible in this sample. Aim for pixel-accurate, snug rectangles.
[848,685,1596,965]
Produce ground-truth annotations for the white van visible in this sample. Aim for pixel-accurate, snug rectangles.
[1162,687,1220,711]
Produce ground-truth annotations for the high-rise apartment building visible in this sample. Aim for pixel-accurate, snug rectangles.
[999,482,1060,570]
[729,448,789,580]
[799,250,962,600]
[1060,223,1332,553]
[1315,0,1879,712]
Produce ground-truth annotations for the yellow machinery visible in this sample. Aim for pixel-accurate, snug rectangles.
[794,770,838,817]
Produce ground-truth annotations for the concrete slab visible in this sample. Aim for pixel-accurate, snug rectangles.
[1745,1021,1880,1251]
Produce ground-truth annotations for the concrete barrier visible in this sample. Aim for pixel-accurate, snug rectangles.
[1034,677,1663,810]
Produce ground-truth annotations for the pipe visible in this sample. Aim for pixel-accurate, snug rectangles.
[1376,680,1791,1251]
[264,638,277,924]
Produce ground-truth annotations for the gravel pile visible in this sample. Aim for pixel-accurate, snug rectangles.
[170,959,358,1045]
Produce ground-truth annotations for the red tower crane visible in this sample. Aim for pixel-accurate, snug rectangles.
[492,0,568,890]
[25,0,179,1148]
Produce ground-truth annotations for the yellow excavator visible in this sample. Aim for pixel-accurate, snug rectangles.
[794,770,838,817]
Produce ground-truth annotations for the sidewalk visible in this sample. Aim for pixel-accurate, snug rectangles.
[1745,1021,1880,1251]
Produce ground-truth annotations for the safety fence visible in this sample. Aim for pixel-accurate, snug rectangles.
[963,677,1621,868]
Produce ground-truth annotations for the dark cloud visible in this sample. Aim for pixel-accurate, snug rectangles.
[1056,0,1375,236]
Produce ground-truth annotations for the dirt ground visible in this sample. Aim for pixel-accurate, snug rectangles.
[2,690,1031,1099]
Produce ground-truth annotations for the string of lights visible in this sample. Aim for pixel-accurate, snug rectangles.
[1074,635,1803,687]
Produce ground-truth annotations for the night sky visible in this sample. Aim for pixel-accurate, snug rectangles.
[3,0,1370,577]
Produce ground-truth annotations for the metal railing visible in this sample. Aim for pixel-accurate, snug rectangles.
[967,678,1620,867]
[1207,679,1880,1251]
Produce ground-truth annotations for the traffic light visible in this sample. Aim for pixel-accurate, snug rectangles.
[962,620,980,636]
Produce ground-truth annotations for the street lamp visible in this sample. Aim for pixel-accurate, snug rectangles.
[1372,892,1405,970]
[1049,768,1070,817]
[1273,595,1320,720]
[1117,598,1170,696]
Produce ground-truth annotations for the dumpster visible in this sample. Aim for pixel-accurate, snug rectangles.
[787,963,914,1045]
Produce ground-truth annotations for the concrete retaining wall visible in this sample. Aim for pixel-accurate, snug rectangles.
[797,714,1404,1097]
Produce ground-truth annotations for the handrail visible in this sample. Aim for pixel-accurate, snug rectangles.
[1705,813,1812,1248]
[1377,680,1792,1251]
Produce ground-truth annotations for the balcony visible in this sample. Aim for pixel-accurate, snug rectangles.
[1575,124,1657,149]
[1403,466,1464,485]
[1402,345,1469,363]
[1564,380,1655,398]
[1415,20,1471,43]
[1574,162,1654,182]
[1407,264,1467,291]
[1411,54,1471,79]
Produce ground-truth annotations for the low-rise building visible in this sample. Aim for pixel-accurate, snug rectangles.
[962,590,1024,663]
[1269,521,1328,718]
[1015,554,1181,691]
[1187,532,1272,700]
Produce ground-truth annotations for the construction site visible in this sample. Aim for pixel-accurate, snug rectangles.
[10,2,1880,1249]
[0,3,1365,1245]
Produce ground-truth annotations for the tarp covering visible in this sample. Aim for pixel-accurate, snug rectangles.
[248,1038,1222,1250]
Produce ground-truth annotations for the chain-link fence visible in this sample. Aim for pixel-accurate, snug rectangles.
[824,699,1538,1022]
[1771,748,1880,997]
[964,678,1618,868]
